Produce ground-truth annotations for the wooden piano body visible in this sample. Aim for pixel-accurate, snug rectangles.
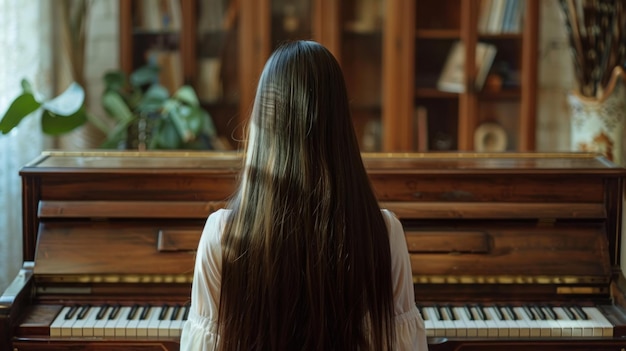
[2,151,626,350]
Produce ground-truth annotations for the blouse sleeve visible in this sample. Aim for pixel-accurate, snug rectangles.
[383,209,429,351]
[180,209,229,351]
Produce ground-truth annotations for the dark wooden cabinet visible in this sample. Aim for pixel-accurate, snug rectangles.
[119,0,539,152]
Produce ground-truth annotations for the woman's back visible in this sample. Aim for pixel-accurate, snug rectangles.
[181,40,428,351]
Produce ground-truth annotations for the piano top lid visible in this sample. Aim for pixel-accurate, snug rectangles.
[20,150,626,176]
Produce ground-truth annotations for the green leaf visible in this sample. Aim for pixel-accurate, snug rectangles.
[103,71,127,92]
[155,118,181,149]
[173,85,200,106]
[0,93,41,134]
[130,65,160,87]
[41,107,87,136]
[42,82,85,116]
[136,84,170,114]
[102,90,135,122]
[100,114,137,149]
[20,79,34,95]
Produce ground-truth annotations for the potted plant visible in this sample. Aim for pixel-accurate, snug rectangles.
[0,79,92,137]
[0,64,218,150]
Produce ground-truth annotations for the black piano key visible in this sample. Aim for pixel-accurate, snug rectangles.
[542,305,557,320]
[159,304,170,320]
[503,305,518,320]
[562,305,577,320]
[77,304,91,320]
[416,305,427,320]
[127,304,140,320]
[572,305,589,320]
[432,304,443,321]
[493,305,504,320]
[183,303,190,321]
[474,304,486,320]
[522,305,536,320]
[96,304,110,320]
[64,305,79,320]
[140,304,152,320]
[108,304,121,320]
[444,305,456,320]
[463,305,474,320]
[170,304,181,321]
[531,305,546,320]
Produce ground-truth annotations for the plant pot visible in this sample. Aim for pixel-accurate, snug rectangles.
[567,67,626,166]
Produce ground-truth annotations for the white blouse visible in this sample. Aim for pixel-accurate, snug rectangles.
[180,209,428,350]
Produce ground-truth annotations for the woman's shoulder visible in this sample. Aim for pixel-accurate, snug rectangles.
[201,208,232,244]
[380,208,400,224]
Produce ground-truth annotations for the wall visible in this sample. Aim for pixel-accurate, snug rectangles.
[536,0,574,152]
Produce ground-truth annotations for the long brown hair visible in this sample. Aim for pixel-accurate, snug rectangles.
[217,40,394,350]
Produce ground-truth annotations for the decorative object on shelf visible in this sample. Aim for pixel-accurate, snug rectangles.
[559,0,626,164]
[568,67,626,165]
[437,41,497,93]
[474,122,508,152]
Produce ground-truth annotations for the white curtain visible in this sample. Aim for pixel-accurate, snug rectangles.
[0,0,52,292]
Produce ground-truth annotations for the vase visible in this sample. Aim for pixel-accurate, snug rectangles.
[568,68,626,166]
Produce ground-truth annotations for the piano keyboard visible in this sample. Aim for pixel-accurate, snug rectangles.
[418,304,614,338]
[49,303,189,338]
[50,303,614,340]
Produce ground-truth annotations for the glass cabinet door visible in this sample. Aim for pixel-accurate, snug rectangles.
[339,0,384,151]
[270,0,313,47]
[194,0,241,149]
[123,0,184,94]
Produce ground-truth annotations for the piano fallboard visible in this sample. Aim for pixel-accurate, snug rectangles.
[3,151,626,351]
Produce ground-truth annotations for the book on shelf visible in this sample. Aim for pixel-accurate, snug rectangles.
[437,41,497,93]
[137,0,181,31]
[145,49,183,94]
[414,106,429,152]
[477,0,523,34]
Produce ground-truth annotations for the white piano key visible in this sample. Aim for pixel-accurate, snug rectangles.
[483,306,510,337]
[454,306,478,337]
[424,307,446,337]
[158,305,174,337]
[536,305,561,337]
[553,307,583,337]
[513,306,539,337]
[93,305,115,337]
[113,306,133,337]
[103,305,123,337]
[497,306,521,337]
[581,307,613,337]
[468,306,489,337]
[60,305,80,337]
[71,305,95,337]
[147,306,165,337]
[480,306,500,337]
[169,305,184,338]
[125,305,142,337]
[528,305,553,337]
[135,305,155,337]
[50,306,72,337]
[444,306,468,337]
[81,305,100,337]
[435,305,457,337]
[419,307,435,337]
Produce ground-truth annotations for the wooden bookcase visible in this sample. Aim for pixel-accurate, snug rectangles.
[119,0,539,152]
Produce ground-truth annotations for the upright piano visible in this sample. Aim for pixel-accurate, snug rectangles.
[2,151,626,350]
